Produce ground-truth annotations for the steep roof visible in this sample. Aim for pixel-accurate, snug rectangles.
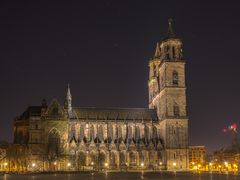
[19,106,43,119]
[71,107,158,121]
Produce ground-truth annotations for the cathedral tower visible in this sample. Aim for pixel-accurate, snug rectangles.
[148,19,188,170]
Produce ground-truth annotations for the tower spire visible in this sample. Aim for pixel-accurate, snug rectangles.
[67,84,71,99]
[66,84,72,117]
[166,18,175,38]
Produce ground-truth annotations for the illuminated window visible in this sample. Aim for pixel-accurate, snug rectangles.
[172,71,178,85]
[48,129,60,156]
[172,46,175,59]
[173,103,180,117]
[98,125,103,141]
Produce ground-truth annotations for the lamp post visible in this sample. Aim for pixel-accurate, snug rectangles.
[173,162,177,176]
[209,162,213,172]
[31,162,36,172]
[91,161,94,172]
[67,162,71,171]
[3,162,8,172]
[140,162,144,179]
[104,162,108,171]
[173,162,176,167]
[159,161,162,171]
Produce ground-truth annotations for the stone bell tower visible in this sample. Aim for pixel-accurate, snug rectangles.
[148,19,189,170]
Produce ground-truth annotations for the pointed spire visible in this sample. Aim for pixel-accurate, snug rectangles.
[66,83,72,117]
[67,84,71,98]
[154,42,161,58]
[166,18,175,38]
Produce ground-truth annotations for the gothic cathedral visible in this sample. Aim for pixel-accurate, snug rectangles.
[12,20,189,171]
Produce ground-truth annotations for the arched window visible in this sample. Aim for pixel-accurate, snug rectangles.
[144,125,150,141]
[173,103,180,117]
[153,126,158,140]
[70,124,76,138]
[172,46,175,59]
[172,71,178,85]
[135,126,140,141]
[98,125,103,141]
[79,125,84,141]
[90,125,95,140]
[48,129,60,157]
[117,126,122,139]
[127,125,132,139]
[52,107,59,115]
[108,124,113,141]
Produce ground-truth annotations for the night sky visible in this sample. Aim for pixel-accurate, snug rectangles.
[0,0,240,153]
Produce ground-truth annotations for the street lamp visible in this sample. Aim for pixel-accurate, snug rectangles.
[141,162,144,167]
[173,162,176,167]
[54,162,57,166]
[32,163,36,167]
[67,163,71,167]
[104,163,108,167]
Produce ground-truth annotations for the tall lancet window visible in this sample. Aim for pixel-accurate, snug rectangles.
[108,124,113,141]
[172,46,176,59]
[173,103,180,117]
[98,125,103,141]
[153,126,158,140]
[135,126,140,141]
[79,125,84,141]
[144,125,150,141]
[90,125,95,140]
[128,125,133,139]
[172,71,178,85]
[70,124,76,138]
[117,126,122,139]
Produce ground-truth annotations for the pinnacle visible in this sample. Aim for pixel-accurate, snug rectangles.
[166,18,175,38]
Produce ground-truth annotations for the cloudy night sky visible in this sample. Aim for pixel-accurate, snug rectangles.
[0,0,240,153]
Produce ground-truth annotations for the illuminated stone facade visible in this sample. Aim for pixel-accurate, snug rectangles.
[189,146,206,165]
[11,20,188,171]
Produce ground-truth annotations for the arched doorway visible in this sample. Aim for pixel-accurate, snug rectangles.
[110,151,117,168]
[48,129,61,171]
[119,151,126,165]
[129,151,137,167]
[78,151,86,170]
[99,151,106,168]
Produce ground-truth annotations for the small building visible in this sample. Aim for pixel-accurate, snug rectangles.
[189,146,206,165]
[0,141,8,171]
